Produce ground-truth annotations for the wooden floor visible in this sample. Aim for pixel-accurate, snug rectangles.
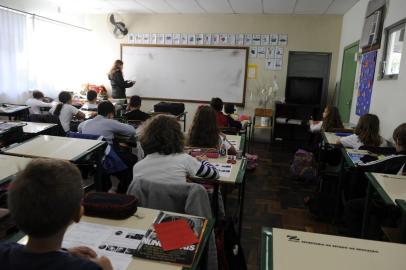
[233,142,338,270]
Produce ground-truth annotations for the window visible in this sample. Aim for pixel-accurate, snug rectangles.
[381,19,406,79]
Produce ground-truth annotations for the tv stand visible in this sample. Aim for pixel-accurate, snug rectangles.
[272,101,321,142]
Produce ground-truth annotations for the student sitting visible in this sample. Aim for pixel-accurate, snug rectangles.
[127,115,218,192]
[78,101,137,193]
[124,95,150,122]
[338,114,388,149]
[50,91,85,133]
[188,106,237,155]
[81,90,98,111]
[210,97,228,127]
[310,105,344,133]
[224,103,242,130]
[1,159,112,270]
[26,90,53,114]
[78,101,136,145]
[343,123,406,238]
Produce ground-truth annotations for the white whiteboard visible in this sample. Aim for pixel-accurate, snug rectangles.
[121,45,248,105]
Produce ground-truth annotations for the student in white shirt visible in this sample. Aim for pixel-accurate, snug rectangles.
[128,115,219,189]
[187,106,237,155]
[50,91,85,132]
[25,90,53,115]
[81,90,98,111]
[309,105,344,133]
[338,113,388,149]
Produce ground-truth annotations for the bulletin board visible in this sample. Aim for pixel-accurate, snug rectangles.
[356,50,377,116]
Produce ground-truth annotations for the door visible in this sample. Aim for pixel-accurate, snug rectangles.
[337,42,358,123]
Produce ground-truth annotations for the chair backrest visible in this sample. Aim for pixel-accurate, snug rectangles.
[66,131,103,140]
[128,178,212,218]
[254,108,272,117]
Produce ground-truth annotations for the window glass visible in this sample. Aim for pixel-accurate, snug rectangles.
[385,24,405,76]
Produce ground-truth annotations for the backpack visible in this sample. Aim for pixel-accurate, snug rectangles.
[290,149,317,181]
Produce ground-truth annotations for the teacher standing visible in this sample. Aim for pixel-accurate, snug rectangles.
[108,60,135,99]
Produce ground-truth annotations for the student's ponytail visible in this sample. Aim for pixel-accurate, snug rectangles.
[53,91,72,116]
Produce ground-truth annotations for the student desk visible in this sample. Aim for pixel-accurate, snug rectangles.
[17,207,214,270]
[20,121,58,135]
[208,155,247,237]
[322,131,343,145]
[149,110,187,132]
[0,104,30,120]
[225,134,243,151]
[362,173,406,239]
[1,135,106,190]
[0,154,32,185]
[260,227,406,270]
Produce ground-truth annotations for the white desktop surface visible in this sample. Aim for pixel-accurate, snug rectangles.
[4,135,103,161]
[273,228,406,270]
[372,173,406,204]
[0,154,32,182]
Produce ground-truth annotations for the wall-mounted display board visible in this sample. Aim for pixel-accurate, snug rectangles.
[121,44,249,106]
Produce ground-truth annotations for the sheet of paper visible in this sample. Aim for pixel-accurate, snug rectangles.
[212,163,233,178]
[63,222,146,270]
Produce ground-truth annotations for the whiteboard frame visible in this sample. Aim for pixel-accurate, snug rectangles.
[120,44,249,107]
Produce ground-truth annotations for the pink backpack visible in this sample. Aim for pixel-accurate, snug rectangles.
[290,149,317,180]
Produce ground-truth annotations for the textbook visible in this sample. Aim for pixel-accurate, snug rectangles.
[134,211,207,267]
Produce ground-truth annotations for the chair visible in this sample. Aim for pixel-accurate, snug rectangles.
[251,108,273,149]
[127,178,218,270]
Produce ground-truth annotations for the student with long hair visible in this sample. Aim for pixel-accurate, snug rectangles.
[127,115,218,190]
[310,105,344,133]
[50,91,85,132]
[339,113,387,149]
[107,60,134,99]
[188,106,237,155]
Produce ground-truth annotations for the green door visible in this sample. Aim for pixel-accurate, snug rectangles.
[337,42,358,123]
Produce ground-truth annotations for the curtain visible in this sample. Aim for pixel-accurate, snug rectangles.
[0,8,91,103]
[28,18,91,98]
[0,9,29,103]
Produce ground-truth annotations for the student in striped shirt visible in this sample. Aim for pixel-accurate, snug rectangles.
[127,115,219,191]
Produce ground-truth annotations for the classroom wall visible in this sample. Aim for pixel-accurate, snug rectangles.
[336,0,406,139]
[85,14,342,138]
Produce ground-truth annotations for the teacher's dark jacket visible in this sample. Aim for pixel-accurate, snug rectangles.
[108,70,133,99]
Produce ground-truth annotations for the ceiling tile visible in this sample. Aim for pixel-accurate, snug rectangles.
[196,0,234,13]
[294,0,333,14]
[108,0,153,13]
[325,0,359,14]
[263,0,296,14]
[165,0,205,13]
[229,0,262,14]
[133,0,178,13]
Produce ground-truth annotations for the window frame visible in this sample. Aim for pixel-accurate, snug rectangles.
[380,17,406,80]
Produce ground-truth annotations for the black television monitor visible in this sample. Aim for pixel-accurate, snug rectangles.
[285,76,323,105]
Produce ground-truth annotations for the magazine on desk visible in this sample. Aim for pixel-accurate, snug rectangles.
[134,211,207,267]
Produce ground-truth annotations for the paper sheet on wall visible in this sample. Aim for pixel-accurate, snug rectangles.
[212,163,233,178]
[63,222,146,270]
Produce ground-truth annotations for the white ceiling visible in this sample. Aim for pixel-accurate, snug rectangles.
[46,0,360,15]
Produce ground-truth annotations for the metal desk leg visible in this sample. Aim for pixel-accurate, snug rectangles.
[361,182,373,238]
[238,176,246,239]
[222,184,228,213]
[400,208,406,243]
[333,156,345,223]
[95,147,105,191]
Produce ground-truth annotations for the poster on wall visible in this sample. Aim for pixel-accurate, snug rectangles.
[356,50,377,116]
